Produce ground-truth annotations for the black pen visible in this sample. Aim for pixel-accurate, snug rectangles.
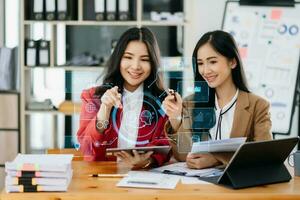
[127,180,158,185]
[89,174,127,178]
[168,89,177,102]
[163,170,186,176]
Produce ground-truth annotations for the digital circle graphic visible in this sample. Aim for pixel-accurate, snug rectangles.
[111,92,162,145]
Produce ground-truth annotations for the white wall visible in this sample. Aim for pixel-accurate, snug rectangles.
[185,0,227,56]
[185,0,298,138]
[0,0,4,46]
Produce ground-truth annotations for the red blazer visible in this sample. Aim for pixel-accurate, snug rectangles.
[77,87,171,166]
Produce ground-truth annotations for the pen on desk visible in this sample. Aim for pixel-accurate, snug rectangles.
[168,89,177,102]
[127,180,158,185]
[89,174,127,178]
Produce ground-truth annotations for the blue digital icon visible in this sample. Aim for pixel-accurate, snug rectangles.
[192,108,216,129]
[194,81,209,102]
[194,86,201,93]
[74,143,80,151]
[194,111,204,122]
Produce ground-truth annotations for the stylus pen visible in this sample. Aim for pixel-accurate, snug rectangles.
[89,174,128,178]
[127,180,158,185]
[168,89,177,102]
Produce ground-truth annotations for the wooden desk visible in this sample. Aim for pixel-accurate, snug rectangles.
[1,161,300,200]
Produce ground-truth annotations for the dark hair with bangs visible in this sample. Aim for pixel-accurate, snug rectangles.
[94,27,165,116]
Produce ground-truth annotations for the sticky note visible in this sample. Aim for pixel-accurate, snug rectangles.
[271,9,282,20]
[239,47,248,59]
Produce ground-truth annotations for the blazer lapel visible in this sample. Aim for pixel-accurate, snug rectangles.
[230,91,251,138]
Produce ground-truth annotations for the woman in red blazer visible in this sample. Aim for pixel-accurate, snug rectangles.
[77,27,170,169]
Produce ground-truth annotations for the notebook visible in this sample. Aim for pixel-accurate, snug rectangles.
[5,154,73,172]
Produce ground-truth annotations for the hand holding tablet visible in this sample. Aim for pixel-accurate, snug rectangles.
[106,146,172,156]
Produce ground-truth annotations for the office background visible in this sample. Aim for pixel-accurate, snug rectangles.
[0,0,299,190]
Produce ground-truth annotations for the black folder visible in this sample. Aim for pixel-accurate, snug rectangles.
[31,0,44,20]
[57,0,77,20]
[118,0,130,20]
[37,40,50,66]
[25,40,38,66]
[199,137,299,189]
[45,0,56,20]
[106,0,117,20]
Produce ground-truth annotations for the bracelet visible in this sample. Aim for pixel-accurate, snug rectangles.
[141,158,152,169]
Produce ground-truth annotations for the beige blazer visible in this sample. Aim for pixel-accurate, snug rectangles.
[165,91,272,164]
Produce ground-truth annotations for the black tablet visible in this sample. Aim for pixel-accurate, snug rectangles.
[106,146,172,156]
[199,137,299,189]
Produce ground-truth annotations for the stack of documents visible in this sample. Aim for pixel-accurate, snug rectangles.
[4,154,73,193]
[191,137,247,153]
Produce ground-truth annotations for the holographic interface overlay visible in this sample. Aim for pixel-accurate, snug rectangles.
[111,92,165,146]
[176,131,211,153]
[177,81,210,103]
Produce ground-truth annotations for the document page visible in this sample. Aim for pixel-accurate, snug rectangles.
[117,171,180,189]
[191,137,247,153]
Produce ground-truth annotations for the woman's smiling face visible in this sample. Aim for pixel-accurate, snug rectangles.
[120,40,151,92]
[197,43,235,89]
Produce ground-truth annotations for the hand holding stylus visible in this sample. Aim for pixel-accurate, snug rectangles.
[162,89,183,124]
[101,86,122,109]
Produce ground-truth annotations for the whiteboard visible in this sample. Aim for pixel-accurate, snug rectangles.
[222,1,300,134]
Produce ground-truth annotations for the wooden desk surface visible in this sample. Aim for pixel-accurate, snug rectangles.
[1,161,300,200]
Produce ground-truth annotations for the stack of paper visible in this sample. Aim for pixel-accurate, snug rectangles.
[5,154,73,193]
[191,137,247,153]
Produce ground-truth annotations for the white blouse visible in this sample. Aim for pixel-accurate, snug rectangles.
[209,90,239,140]
[118,84,144,148]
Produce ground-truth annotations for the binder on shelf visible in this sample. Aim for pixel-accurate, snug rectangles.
[25,40,38,67]
[57,0,77,20]
[45,0,56,20]
[95,0,105,21]
[118,0,130,20]
[32,0,44,20]
[106,0,117,20]
[0,48,18,91]
[37,40,50,66]
[57,0,67,20]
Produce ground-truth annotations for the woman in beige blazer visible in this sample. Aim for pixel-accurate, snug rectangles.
[162,30,272,169]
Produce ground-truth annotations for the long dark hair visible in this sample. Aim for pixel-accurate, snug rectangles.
[94,27,165,115]
[191,30,249,137]
[192,30,249,94]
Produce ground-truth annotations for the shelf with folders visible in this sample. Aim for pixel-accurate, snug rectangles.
[20,0,188,154]
[24,0,186,25]
[24,65,105,71]
[24,20,187,26]
[25,0,138,22]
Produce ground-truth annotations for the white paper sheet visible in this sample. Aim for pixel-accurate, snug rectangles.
[191,137,246,153]
[151,162,222,177]
[117,171,180,189]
